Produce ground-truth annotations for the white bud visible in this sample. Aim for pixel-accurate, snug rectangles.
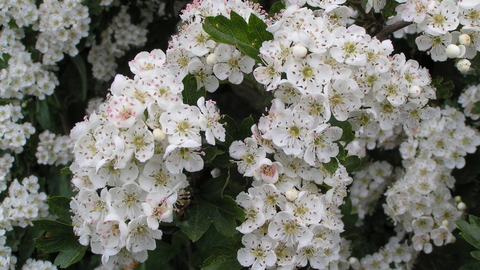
[445,44,461,58]
[459,34,471,46]
[210,168,221,178]
[455,196,462,203]
[458,45,466,58]
[153,128,166,141]
[456,59,471,73]
[442,220,449,227]
[285,189,298,201]
[457,202,467,211]
[292,44,308,58]
[206,53,218,66]
[409,85,422,97]
[348,257,358,265]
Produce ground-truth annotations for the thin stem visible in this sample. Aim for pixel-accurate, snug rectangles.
[375,21,413,41]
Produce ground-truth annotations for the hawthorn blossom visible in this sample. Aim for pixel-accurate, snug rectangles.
[213,43,255,84]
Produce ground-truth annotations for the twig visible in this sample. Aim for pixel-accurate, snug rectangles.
[375,21,413,41]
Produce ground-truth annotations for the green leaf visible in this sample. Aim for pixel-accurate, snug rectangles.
[145,241,181,266]
[200,170,230,201]
[457,216,480,250]
[432,76,454,100]
[471,101,480,115]
[341,156,363,173]
[202,247,243,270]
[47,196,73,224]
[182,74,206,106]
[472,250,480,261]
[60,166,72,174]
[268,1,285,17]
[0,53,11,70]
[54,246,88,268]
[177,202,213,242]
[219,115,239,146]
[340,197,359,229]
[460,262,480,270]
[329,117,355,143]
[211,196,244,237]
[203,11,273,63]
[32,220,81,253]
[239,116,254,140]
[323,158,338,175]
[202,147,225,164]
[36,99,55,132]
[69,55,87,102]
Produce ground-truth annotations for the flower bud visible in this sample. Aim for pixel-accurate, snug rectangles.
[348,257,358,265]
[457,202,467,211]
[445,44,461,58]
[153,128,166,141]
[441,220,449,227]
[285,189,298,201]
[456,59,471,73]
[409,85,422,97]
[455,196,462,203]
[206,53,217,66]
[210,168,221,178]
[458,34,471,46]
[292,44,307,58]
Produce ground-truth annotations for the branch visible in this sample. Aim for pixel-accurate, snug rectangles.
[375,21,413,41]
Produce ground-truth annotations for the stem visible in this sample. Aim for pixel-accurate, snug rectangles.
[375,21,413,41]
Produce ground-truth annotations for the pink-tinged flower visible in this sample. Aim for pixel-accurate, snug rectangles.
[126,216,163,253]
[142,190,177,230]
[160,103,204,146]
[253,159,284,184]
[128,49,166,79]
[107,95,144,128]
[180,22,216,57]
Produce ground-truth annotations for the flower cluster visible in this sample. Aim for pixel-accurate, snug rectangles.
[0,176,49,232]
[87,5,149,81]
[459,83,480,120]
[0,154,14,192]
[0,104,35,154]
[34,0,90,65]
[0,234,16,270]
[21,258,57,270]
[35,130,73,166]
[386,0,480,72]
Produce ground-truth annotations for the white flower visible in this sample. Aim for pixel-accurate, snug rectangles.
[164,143,204,174]
[268,211,313,248]
[271,109,314,157]
[303,124,342,165]
[236,193,266,234]
[213,43,255,84]
[230,138,268,177]
[237,234,277,270]
[126,216,163,253]
[160,103,204,146]
[197,97,225,145]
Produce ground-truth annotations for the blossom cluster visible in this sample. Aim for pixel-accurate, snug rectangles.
[20,258,57,270]
[35,130,73,166]
[385,0,480,71]
[0,104,35,154]
[0,234,16,270]
[459,83,480,120]
[87,5,149,81]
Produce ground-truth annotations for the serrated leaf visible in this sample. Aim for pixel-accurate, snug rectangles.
[432,76,454,100]
[211,196,245,237]
[202,147,225,164]
[70,55,87,102]
[268,1,285,17]
[203,11,273,63]
[239,116,254,140]
[341,155,363,173]
[177,202,213,242]
[457,217,480,250]
[47,196,73,224]
[54,246,87,268]
[202,252,242,270]
[182,74,206,106]
[145,241,180,266]
[323,158,338,175]
[219,115,239,146]
[32,220,81,253]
